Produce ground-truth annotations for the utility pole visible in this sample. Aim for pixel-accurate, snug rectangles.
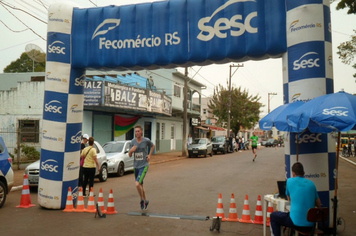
[267,92,277,139]
[268,92,277,113]
[227,63,244,137]
[182,67,188,157]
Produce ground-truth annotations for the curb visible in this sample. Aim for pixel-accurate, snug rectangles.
[10,185,23,192]
[150,156,186,165]
[340,156,356,166]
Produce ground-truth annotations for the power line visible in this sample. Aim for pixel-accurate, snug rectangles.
[88,0,97,7]
[1,1,47,24]
[0,20,28,33]
[0,3,46,40]
[33,0,49,10]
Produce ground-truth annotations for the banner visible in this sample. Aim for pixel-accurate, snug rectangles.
[114,115,140,137]
[103,82,172,115]
[71,0,286,69]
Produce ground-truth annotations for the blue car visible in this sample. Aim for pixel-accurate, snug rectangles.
[0,135,14,208]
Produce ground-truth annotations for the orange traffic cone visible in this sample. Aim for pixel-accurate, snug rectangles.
[97,188,107,214]
[215,193,226,221]
[253,195,263,224]
[226,193,239,222]
[239,194,253,223]
[106,189,117,214]
[63,187,75,212]
[16,174,35,208]
[74,187,86,212]
[86,187,96,213]
[266,201,274,226]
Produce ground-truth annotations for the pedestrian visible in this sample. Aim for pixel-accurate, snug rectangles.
[241,136,245,150]
[187,133,193,147]
[250,132,259,161]
[270,162,321,236]
[81,136,100,197]
[229,131,234,152]
[79,134,89,187]
[348,137,353,157]
[129,125,155,210]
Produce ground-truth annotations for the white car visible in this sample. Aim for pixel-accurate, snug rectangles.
[102,141,134,177]
[25,141,108,187]
[187,138,213,158]
[0,136,14,208]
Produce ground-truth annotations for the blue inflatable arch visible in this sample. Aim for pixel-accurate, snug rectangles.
[41,0,334,226]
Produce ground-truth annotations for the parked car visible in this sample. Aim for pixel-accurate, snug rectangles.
[261,140,267,146]
[211,136,229,154]
[102,140,134,177]
[25,141,108,187]
[188,138,213,158]
[265,138,278,147]
[0,136,14,208]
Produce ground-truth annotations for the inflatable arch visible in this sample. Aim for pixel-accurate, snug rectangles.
[40,0,334,224]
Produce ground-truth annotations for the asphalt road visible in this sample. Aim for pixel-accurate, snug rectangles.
[1,147,355,236]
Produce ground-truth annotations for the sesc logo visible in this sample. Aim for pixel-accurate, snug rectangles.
[293,52,320,70]
[41,159,59,173]
[197,0,258,41]
[48,41,66,54]
[295,133,322,144]
[322,107,348,117]
[92,19,121,40]
[45,100,63,114]
[71,131,82,144]
[262,122,272,129]
[74,74,86,87]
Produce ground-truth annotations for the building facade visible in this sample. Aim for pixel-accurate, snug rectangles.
[0,69,205,155]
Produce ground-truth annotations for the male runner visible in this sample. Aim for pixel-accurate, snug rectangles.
[250,132,259,161]
[129,125,155,210]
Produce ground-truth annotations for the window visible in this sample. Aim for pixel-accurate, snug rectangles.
[161,123,165,139]
[174,84,181,98]
[19,120,39,143]
[171,125,175,139]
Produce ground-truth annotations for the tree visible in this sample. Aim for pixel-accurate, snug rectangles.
[333,0,356,14]
[208,84,263,134]
[337,30,356,78]
[331,0,356,78]
[3,52,46,73]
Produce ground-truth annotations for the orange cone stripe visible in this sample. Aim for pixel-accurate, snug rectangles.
[16,174,35,208]
[86,187,97,213]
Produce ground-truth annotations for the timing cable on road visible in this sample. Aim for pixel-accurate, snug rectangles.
[128,211,209,221]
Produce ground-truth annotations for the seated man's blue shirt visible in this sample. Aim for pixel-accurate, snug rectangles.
[286,176,319,227]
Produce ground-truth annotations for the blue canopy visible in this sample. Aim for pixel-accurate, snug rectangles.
[259,101,304,132]
[287,91,356,133]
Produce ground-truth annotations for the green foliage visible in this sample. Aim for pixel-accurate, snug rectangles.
[208,84,263,134]
[19,144,40,161]
[334,0,356,14]
[337,29,356,78]
[3,52,46,73]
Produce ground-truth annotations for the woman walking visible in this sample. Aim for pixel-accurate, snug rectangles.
[81,137,100,196]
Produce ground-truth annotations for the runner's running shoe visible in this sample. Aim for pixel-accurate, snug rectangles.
[144,200,149,210]
[140,200,145,210]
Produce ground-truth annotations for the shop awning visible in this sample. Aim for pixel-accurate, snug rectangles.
[196,126,209,131]
[203,124,226,131]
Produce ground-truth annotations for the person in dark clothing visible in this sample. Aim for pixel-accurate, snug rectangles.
[79,134,89,187]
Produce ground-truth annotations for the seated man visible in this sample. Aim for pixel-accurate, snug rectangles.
[270,162,321,236]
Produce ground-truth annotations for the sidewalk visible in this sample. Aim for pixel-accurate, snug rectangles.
[11,150,186,189]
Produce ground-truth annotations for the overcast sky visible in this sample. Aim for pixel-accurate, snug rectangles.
[0,0,355,116]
